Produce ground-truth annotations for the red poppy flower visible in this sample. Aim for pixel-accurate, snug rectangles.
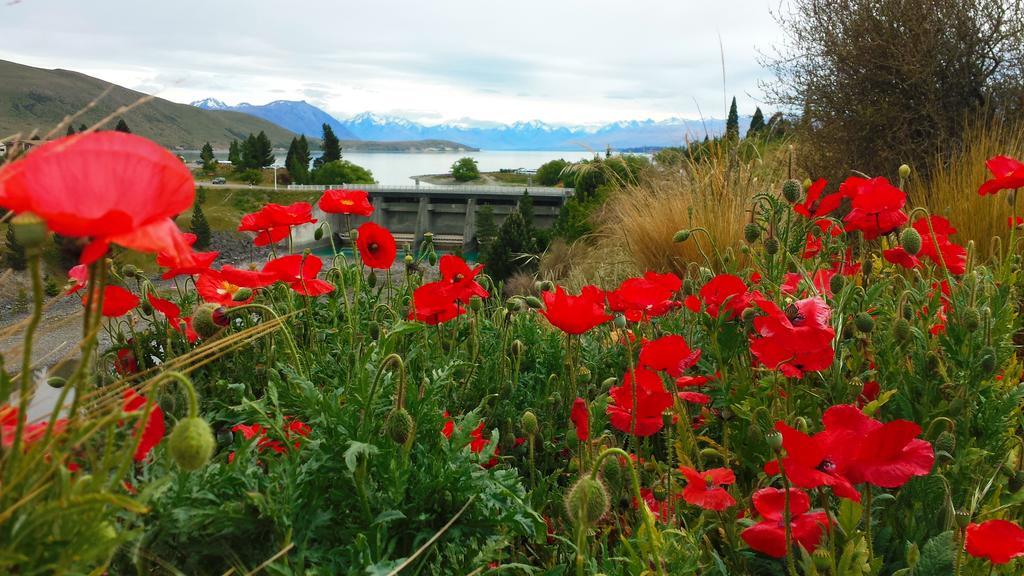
[468,420,499,466]
[802,233,823,259]
[539,285,612,334]
[883,247,922,270]
[355,221,397,270]
[781,269,837,298]
[219,264,278,289]
[147,293,198,343]
[911,216,967,275]
[65,264,89,295]
[1010,216,1024,229]
[749,296,835,378]
[114,348,138,375]
[677,390,711,405]
[0,132,197,265]
[238,202,316,246]
[679,466,736,510]
[965,520,1024,564]
[197,270,254,307]
[122,389,166,462]
[261,254,335,296]
[410,281,466,325]
[608,271,682,322]
[857,380,881,408]
[639,334,701,378]
[87,285,140,317]
[839,176,908,240]
[318,189,374,216]
[978,155,1024,196]
[741,487,830,558]
[441,411,455,439]
[1,405,67,449]
[606,368,674,437]
[570,397,590,442]
[794,178,843,219]
[438,254,489,302]
[699,274,754,320]
[156,233,219,279]
[763,421,860,501]
[820,405,934,488]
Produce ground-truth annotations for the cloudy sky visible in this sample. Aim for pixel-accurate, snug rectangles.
[0,0,784,126]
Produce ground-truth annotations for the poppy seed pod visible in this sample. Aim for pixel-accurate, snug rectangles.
[955,510,971,529]
[743,222,761,244]
[313,226,324,241]
[766,430,784,451]
[384,407,415,446]
[469,295,483,311]
[599,456,624,496]
[781,179,802,203]
[168,417,216,471]
[11,212,47,249]
[899,164,912,179]
[523,296,543,310]
[960,308,981,332]
[900,227,922,256]
[192,304,221,339]
[935,431,956,455]
[672,229,691,243]
[812,549,832,571]
[231,288,252,302]
[520,410,538,436]
[854,312,874,333]
[829,273,844,295]
[565,476,609,528]
[577,365,592,383]
[763,236,780,255]
[366,271,377,288]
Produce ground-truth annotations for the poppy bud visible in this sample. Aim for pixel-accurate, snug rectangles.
[47,376,67,389]
[613,314,627,329]
[601,377,618,391]
[212,306,230,327]
[384,407,416,446]
[899,164,912,179]
[510,339,524,359]
[892,318,911,342]
[566,428,579,445]
[935,431,956,455]
[812,549,832,570]
[741,307,757,323]
[781,179,802,203]
[863,258,874,277]
[900,227,922,256]
[979,347,997,374]
[168,417,216,471]
[577,365,592,383]
[193,303,221,339]
[403,254,414,265]
[11,212,48,249]
[955,510,971,529]
[366,271,377,288]
[600,456,624,496]
[521,410,539,436]
[539,280,555,292]
[120,264,140,279]
[428,250,437,267]
[469,296,483,311]
[854,312,874,333]
[764,236,780,255]
[960,308,980,332]
[368,322,380,340]
[672,229,691,243]
[829,273,845,295]
[766,430,783,451]
[349,228,358,241]
[523,296,543,310]
[231,288,252,302]
[743,223,761,243]
[314,226,324,241]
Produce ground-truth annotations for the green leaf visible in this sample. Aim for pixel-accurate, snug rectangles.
[344,441,379,473]
[916,531,954,576]
[837,498,863,537]
[372,510,406,526]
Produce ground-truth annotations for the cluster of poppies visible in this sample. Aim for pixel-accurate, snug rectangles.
[228,417,312,464]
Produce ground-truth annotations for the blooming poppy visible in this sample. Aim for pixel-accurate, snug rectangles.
[883,247,922,270]
[355,221,397,270]
[677,390,711,405]
[410,281,466,325]
[156,233,218,279]
[88,285,140,318]
[1,405,67,450]
[147,293,198,343]
[965,520,1024,564]
[678,466,736,510]
[0,132,197,265]
[910,216,966,275]
[261,254,335,296]
[749,296,835,378]
[639,334,701,378]
[607,271,682,322]
[114,348,138,375]
[122,389,166,462]
[539,285,612,334]
[238,202,316,246]
[857,380,881,408]
[839,176,908,240]
[65,264,89,295]
[197,270,253,307]
[781,269,837,298]
[820,405,934,488]
[1010,216,1024,229]
[570,397,590,442]
[606,368,674,437]
[438,254,489,302]
[741,487,830,558]
[441,411,455,439]
[318,188,374,216]
[699,274,754,320]
[978,155,1024,196]
[763,421,860,501]
[219,264,278,289]
[794,178,843,219]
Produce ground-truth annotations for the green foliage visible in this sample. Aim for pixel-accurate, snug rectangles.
[316,123,341,168]
[227,140,241,166]
[199,141,216,172]
[114,117,131,133]
[285,135,312,185]
[238,169,263,185]
[483,192,538,282]
[311,159,375,185]
[475,204,498,255]
[725,96,739,141]
[43,274,59,297]
[190,198,212,250]
[4,224,26,270]
[451,157,480,182]
[535,158,569,186]
[747,106,766,137]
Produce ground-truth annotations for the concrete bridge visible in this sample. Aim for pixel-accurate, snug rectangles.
[287,183,573,253]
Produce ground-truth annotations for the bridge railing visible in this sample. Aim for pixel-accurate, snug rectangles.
[286,183,573,196]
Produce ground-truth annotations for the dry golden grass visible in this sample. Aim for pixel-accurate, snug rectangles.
[562,139,790,284]
[910,118,1024,259]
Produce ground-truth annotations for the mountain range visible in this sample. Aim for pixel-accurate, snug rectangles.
[191,99,748,151]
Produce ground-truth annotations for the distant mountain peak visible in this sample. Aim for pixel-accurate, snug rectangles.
[190,97,229,110]
[188,98,359,140]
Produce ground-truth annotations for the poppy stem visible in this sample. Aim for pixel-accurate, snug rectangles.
[9,249,44,462]
[864,484,874,561]
[777,458,798,576]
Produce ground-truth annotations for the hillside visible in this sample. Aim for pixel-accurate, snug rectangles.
[0,60,301,149]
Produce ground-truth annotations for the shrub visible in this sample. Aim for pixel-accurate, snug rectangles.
[311,159,374,185]
[535,158,569,186]
[451,157,480,182]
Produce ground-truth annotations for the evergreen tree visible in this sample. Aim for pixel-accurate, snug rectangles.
[4,224,26,271]
[199,142,216,171]
[725,97,739,141]
[241,134,259,170]
[190,198,212,250]
[66,124,76,136]
[316,124,341,168]
[483,195,538,282]
[114,118,131,133]
[255,131,274,168]
[747,107,766,137]
[228,140,241,166]
[285,136,311,184]
[475,205,498,256]
[78,123,87,133]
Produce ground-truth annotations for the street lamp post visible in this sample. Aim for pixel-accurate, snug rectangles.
[273,166,279,191]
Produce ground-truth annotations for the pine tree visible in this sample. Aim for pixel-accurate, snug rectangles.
[255,131,274,168]
[726,97,739,141]
[241,134,259,170]
[317,124,341,168]
[66,124,76,136]
[200,142,216,171]
[114,118,131,133]
[78,123,88,133]
[190,198,212,250]
[228,140,241,166]
[286,136,311,184]
[4,224,27,271]
[747,107,766,137]
[483,195,538,282]
[476,205,498,257]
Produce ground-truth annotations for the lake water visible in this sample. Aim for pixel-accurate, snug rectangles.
[181,149,596,185]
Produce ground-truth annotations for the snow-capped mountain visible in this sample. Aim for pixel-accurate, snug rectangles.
[190,97,746,150]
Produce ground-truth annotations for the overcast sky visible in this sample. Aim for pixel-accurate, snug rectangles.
[0,0,784,126]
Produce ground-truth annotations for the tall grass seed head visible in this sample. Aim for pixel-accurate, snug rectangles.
[168,417,216,471]
[565,476,610,528]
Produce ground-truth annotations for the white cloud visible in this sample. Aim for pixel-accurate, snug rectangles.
[0,0,783,124]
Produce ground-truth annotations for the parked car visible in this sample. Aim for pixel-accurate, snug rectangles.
[211,177,226,184]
